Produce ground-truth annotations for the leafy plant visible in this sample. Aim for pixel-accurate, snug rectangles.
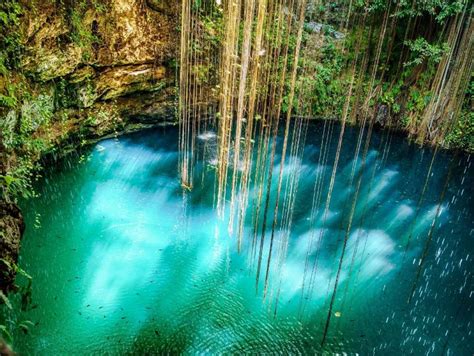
[0,0,23,70]
[0,84,17,108]
[66,4,101,58]
[0,324,13,344]
[445,111,474,151]
[404,38,449,68]
[1,157,39,200]
[0,291,12,310]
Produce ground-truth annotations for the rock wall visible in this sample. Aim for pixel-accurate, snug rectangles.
[20,0,179,118]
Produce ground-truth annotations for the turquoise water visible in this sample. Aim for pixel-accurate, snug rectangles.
[9,123,474,354]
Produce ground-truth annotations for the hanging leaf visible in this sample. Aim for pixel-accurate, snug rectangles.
[0,258,12,271]
[18,320,35,334]
[16,266,32,280]
[0,325,12,344]
[0,291,12,310]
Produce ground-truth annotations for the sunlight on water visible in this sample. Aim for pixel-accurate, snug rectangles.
[14,123,473,354]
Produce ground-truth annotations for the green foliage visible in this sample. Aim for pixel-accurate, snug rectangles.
[395,0,465,22]
[401,87,432,127]
[192,64,213,84]
[85,113,98,126]
[192,0,203,11]
[445,79,473,151]
[404,38,449,68]
[0,2,21,27]
[65,3,101,59]
[406,88,430,112]
[201,14,224,47]
[0,257,34,343]
[1,157,39,200]
[91,0,107,13]
[380,82,402,114]
[0,291,12,310]
[0,55,8,76]
[0,107,17,151]
[366,0,391,12]
[311,63,344,116]
[72,12,97,46]
[0,324,12,344]
[445,111,474,151]
[0,92,51,199]
[0,0,23,70]
[358,0,465,22]
[298,39,346,117]
[0,84,17,108]
[20,93,54,135]
[55,78,77,108]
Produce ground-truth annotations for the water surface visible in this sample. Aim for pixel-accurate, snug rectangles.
[12,122,474,354]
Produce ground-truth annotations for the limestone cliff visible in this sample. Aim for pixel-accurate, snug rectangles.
[20,0,179,118]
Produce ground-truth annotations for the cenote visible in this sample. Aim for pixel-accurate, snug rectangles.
[9,122,473,354]
[1,0,473,354]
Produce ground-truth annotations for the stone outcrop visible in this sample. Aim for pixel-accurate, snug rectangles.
[75,64,171,107]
